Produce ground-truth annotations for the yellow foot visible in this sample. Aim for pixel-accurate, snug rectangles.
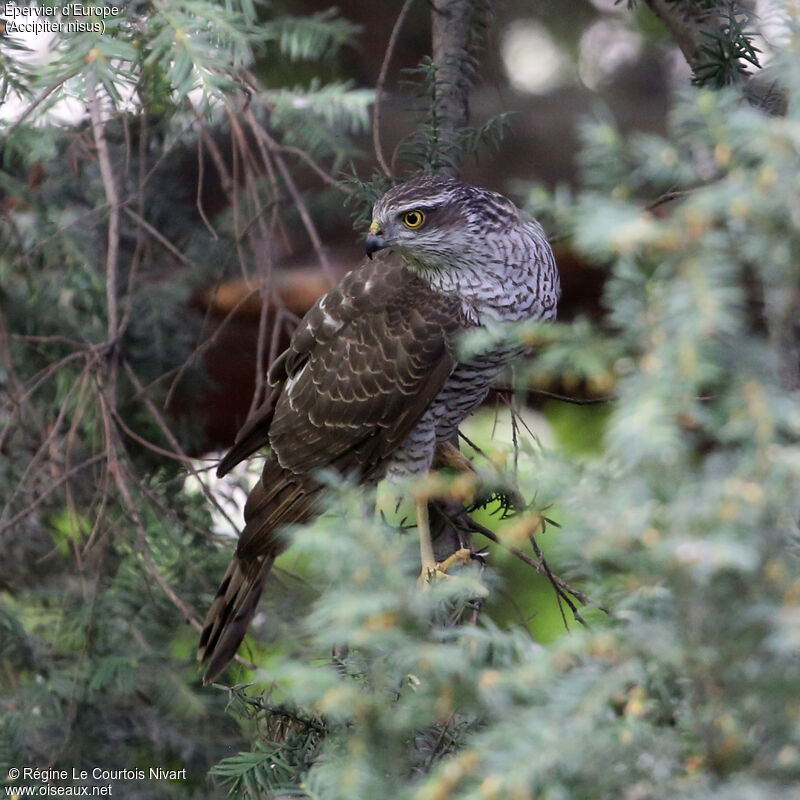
[417,547,472,586]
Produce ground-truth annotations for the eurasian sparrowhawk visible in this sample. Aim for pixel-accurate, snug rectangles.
[198,176,560,682]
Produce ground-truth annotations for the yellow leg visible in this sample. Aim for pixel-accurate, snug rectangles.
[416,498,436,579]
[416,497,472,585]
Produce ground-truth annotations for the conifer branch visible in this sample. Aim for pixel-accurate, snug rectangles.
[642,0,787,114]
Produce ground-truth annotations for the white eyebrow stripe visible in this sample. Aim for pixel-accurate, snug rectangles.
[393,200,443,216]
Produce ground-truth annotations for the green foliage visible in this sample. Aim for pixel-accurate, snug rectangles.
[262,10,361,62]
[3,2,800,799]
[693,7,762,88]
[261,80,373,162]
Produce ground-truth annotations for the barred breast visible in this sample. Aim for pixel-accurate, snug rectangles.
[387,217,559,479]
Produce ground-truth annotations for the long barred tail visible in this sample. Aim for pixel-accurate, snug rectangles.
[197,555,274,684]
[198,461,318,684]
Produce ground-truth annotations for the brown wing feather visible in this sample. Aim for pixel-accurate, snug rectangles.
[268,257,462,476]
[216,386,280,477]
[199,254,464,682]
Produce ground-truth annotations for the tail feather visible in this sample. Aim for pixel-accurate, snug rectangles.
[198,555,274,684]
[199,461,318,684]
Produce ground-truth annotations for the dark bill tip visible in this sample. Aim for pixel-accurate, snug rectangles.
[365,234,386,259]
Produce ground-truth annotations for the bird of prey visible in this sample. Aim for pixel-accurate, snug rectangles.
[198,176,560,683]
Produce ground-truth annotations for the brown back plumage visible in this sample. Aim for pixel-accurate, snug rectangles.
[198,254,465,682]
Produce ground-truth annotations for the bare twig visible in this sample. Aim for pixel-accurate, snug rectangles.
[118,112,149,341]
[0,365,91,523]
[0,453,105,536]
[87,85,121,345]
[464,514,605,614]
[245,118,334,281]
[114,460,257,671]
[196,131,219,239]
[645,189,688,213]
[102,409,203,634]
[163,284,259,411]
[122,207,193,267]
[0,73,76,147]
[373,0,416,178]
[111,409,198,463]
[424,715,454,772]
[276,143,354,193]
[123,359,242,534]
[0,305,23,397]
[527,388,614,406]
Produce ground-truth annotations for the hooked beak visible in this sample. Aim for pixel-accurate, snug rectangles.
[365,220,386,259]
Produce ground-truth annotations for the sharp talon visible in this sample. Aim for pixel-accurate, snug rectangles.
[437,547,472,573]
[417,547,473,588]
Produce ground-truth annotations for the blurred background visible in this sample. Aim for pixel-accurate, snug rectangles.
[2,0,796,797]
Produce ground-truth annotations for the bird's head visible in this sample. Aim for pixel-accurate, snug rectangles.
[365,176,519,273]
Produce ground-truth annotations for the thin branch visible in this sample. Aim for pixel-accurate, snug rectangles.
[529,532,573,630]
[111,409,198,463]
[373,0,416,178]
[118,111,149,341]
[196,131,219,240]
[123,359,241,534]
[163,284,259,411]
[114,459,258,671]
[87,85,120,345]
[645,189,688,213]
[249,274,272,417]
[276,143,354,193]
[122,206,193,267]
[0,365,91,523]
[465,514,606,614]
[0,453,105,536]
[0,73,76,147]
[527,388,614,406]
[245,116,334,281]
[141,116,200,188]
[103,425,203,633]
[0,305,23,397]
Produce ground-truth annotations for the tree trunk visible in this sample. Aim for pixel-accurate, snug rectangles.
[430,0,486,175]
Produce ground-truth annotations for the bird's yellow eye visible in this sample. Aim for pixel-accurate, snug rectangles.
[401,209,425,229]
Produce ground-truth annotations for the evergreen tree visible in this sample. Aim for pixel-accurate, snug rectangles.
[2,1,799,799]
